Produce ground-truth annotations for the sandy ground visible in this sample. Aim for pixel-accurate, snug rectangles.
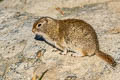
[0,0,120,80]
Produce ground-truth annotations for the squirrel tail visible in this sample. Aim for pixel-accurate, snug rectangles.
[95,50,116,67]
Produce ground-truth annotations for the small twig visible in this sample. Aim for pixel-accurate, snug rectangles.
[55,7,64,16]
[32,49,46,66]
[39,69,49,80]
[32,72,36,80]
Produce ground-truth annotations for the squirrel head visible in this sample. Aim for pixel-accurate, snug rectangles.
[32,17,59,39]
[32,17,54,33]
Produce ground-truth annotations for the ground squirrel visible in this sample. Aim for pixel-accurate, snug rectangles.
[32,17,116,67]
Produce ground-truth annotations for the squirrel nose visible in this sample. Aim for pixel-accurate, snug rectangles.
[32,29,36,33]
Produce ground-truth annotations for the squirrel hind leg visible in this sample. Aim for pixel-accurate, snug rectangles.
[71,48,88,57]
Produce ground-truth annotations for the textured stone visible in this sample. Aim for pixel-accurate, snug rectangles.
[0,0,120,80]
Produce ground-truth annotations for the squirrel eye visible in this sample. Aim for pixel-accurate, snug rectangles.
[38,24,41,27]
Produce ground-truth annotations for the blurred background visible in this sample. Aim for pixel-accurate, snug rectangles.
[0,0,120,17]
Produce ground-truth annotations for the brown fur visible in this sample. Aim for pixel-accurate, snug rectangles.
[32,17,116,67]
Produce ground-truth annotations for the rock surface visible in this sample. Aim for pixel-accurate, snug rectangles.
[0,0,120,80]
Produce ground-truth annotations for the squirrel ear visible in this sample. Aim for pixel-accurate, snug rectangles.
[45,17,54,24]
